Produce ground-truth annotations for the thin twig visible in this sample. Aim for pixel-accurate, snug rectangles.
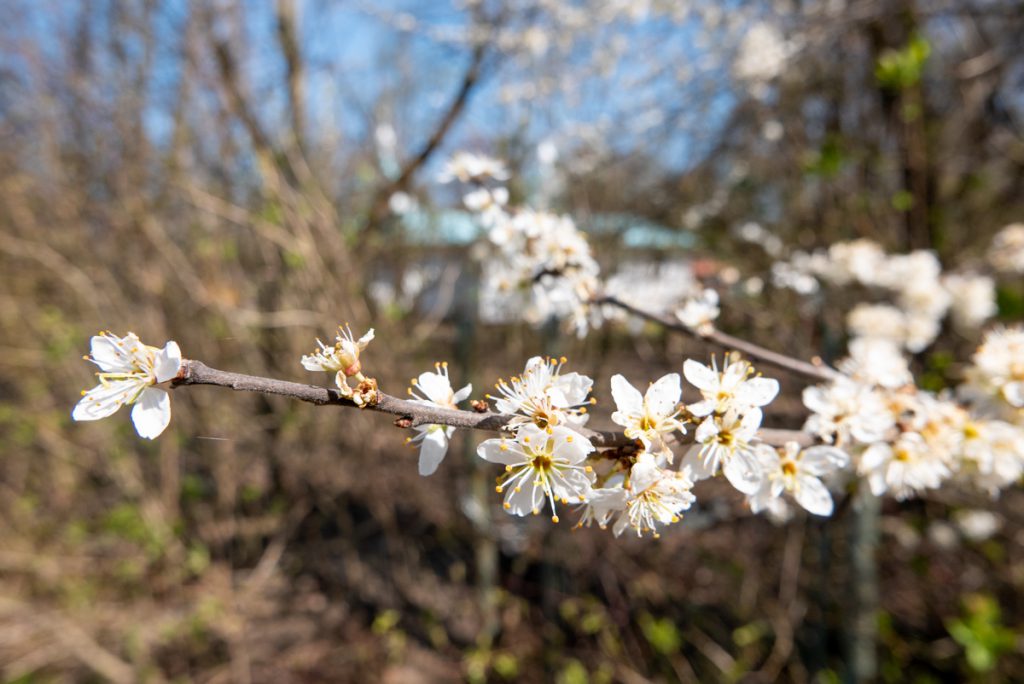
[598,295,841,383]
[173,360,812,448]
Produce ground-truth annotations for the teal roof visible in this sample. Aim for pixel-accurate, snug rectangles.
[397,209,697,250]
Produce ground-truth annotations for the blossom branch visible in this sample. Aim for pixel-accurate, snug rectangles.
[172,359,810,448]
[597,294,841,383]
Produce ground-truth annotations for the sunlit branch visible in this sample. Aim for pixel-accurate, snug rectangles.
[173,360,811,448]
[598,294,841,383]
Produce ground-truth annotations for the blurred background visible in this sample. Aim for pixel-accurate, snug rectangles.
[1,0,1024,681]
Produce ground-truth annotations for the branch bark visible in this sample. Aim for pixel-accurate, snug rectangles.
[598,295,842,383]
[172,360,812,448]
[366,39,489,229]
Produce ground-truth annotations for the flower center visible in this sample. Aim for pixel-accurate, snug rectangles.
[894,448,912,462]
[781,461,797,477]
[639,415,656,431]
[530,453,553,473]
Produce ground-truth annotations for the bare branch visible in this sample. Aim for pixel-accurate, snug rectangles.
[172,360,813,448]
[366,39,489,228]
[598,295,841,383]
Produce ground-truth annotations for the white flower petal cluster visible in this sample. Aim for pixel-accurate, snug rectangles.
[477,424,595,522]
[614,453,695,538]
[802,328,1024,500]
[406,362,472,476]
[838,337,912,389]
[603,261,700,332]
[774,240,996,352]
[72,332,182,439]
[963,326,1024,410]
[675,289,720,335]
[684,356,779,418]
[734,22,795,87]
[463,186,509,227]
[677,355,779,494]
[943,273,997,330]
[957,420,1024,495]
[610,373,686,461]
[684,407,765,494]
[748,442,849,516]
[802,378,894,446]
[489,356,594,431]
[474,203,602,337]
[437,152,509,184]
[861,432,951,500]
[988,223,1024,274]
[574,476,628,531]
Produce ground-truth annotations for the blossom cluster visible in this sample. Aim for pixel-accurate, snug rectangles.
[802,327,1024,500]
[458,351,849,538]
[68,156,1023,543]
[450,153,720,338]
[772,239,996,352]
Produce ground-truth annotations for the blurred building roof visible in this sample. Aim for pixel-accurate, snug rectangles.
[396,208,697,250]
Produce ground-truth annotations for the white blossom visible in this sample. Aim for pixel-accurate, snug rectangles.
[613,453,695,538]
[683,356,779,418]
[942,273,997,330]
[574,476,628,530]
[802,378,894,446]
[490,356,594,431]
[748,442,849,516]
[477,424,595,522]
[860,432,951,499]
[610,373,686,461]
[838,337,912,389]
[684,408,764,494]
[846,304,906,345]
[463,186,509,227]
[72,332,182,439]
[675,289,720,334]
[964,326,1024,409]
[988,223,1024,273]
[437,152,509,184]
[406,362,472,476]
[957,419,1024,495]
[734,22,794,86]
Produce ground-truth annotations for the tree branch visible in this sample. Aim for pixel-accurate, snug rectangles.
[598,295,841,383]
[172,360,812,448]
[366,38,489,229]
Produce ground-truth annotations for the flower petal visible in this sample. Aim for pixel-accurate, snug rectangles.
[130,387,172,439]
[683,359,717,391]
[610,374,643,414]
[452,383,473,404]
[72,380,134,421]
[645,373,681,417]
[416,372,454,404]
[417,427,451,476]
[357,328,375,348]
[794,476,834,516]
[154,341,182,383]
[723,448,763,494]
[736,377,779,408]
[89,334,133,372]
[681,445,715,480]
[800,446,849,475]
[477,438,525,466]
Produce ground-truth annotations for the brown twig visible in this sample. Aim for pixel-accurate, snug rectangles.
[366,38,489,229]
[598,294,841,383]
[173,360,812,448]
